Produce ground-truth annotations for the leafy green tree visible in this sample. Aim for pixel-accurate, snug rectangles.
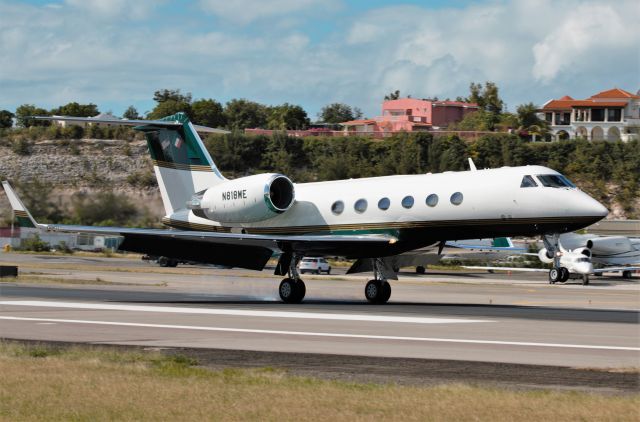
[318,103,362,124]
[50,102,99,117]
[153,89,192,104]
[267,103,310,130]
[224,99,268,130]
[516,103,543,128]
[192,99,226,128]
[70,191,138,226]
[384,90,401,100]
[122,105,140,120]
[0,110,14,128]
[148,89,193,120]
[15,104,50,127]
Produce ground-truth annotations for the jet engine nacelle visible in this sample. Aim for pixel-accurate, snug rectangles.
[585,236,632,254]
[190,173,295,223]
[538,248,554,264]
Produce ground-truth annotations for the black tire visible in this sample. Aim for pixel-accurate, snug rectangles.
[279,278,304,304]
[365,280,390,304]
[622,270,632,279]
[416,266,425,274]
[559,267,570,282]
[326,267,331,275]
[582,275,590,285]
[380,281,391,303]
[167,259,178,268]
[549,268,560,284]
[157,256,169,267]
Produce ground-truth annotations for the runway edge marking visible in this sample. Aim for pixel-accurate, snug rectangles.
[0,300,492,324]
[0,316,639,352]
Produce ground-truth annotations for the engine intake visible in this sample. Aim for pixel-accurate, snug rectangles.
[190,173,295,223]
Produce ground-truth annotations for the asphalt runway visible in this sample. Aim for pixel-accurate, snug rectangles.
[1,253,639,377]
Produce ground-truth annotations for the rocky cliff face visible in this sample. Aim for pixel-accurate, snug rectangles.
[0,139,165,221]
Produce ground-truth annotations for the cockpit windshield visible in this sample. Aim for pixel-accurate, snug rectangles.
[536,174,576,188]
[520,175,538,188]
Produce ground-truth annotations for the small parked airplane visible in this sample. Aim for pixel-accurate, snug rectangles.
[465,232,640,285]
[1,112,608,303]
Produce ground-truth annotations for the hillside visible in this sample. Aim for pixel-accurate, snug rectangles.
[0,133,638,225]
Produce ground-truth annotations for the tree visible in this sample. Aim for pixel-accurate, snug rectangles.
[224,99,268,130]
[384,90,401,100]
[122,105,140,120]
[148,89,193,120]
[467,81,503,114]
[266,103,310,130]
[0,110,14,128]
[50,102,99,117]
[318,103,361,124]
[15,104,50,127]
[191,99,226,128]
[153,89,192,104]
[516,102,542,128]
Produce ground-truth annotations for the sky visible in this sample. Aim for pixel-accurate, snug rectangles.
[1,0,639,120]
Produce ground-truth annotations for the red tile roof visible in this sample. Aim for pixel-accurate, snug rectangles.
[559,95,574,100]
[590,88,640,99]
[341,119,376,125]
[542,100,627,110]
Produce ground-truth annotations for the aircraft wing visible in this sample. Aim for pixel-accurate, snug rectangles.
[2,180,395,270]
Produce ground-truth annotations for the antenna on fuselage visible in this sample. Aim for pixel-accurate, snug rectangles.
[468,158,477,171]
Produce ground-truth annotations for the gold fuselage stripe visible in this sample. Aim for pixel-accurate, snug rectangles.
[152,160,213,172]
[161,216,594,235]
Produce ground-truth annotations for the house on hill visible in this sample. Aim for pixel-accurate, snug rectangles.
[539,88,640,141]
[341,98,478,135]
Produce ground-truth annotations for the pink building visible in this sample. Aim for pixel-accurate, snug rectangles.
[341,98,478,135]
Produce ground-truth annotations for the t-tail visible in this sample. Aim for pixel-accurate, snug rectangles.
[30,112,229,216]
[137,112,226,215]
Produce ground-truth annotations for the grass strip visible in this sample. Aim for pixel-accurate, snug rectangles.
[0,341,637,421]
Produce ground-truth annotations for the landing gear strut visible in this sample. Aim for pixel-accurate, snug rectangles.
[365,258,392,304]
[278,254,306,304]
[544,234,567,284]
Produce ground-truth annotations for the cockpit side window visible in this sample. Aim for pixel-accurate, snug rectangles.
[536,174,576,188]
[520,175,538,188]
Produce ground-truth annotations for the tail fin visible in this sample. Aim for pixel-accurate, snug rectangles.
[1,181,38,228]
[137,112,227,215]
[30,112,229,216]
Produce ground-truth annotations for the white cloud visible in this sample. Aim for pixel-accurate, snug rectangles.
[532,4,637,82]
[0,0,638,119]
[198,0,340,25]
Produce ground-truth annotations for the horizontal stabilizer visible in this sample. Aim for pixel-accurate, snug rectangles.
[32,116,230,134]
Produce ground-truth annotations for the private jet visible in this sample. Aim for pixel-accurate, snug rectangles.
[1,112,608,303]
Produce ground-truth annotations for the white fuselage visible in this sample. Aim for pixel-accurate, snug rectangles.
[166,165,607,249]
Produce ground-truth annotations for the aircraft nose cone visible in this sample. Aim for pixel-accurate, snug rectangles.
[582,193,609,218]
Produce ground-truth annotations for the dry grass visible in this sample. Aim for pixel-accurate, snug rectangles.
[0,342,637,421]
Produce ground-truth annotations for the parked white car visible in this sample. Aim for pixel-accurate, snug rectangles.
[299,257,331,274]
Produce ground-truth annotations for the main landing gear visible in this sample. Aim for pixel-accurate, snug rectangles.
[278,255,306,304]
[364,258,392,304]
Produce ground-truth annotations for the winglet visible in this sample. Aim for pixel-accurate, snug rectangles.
[1,181,38,228]
[468,158,477,171]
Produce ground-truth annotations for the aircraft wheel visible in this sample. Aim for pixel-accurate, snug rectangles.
[548,268,560,284]
[582,275,590,285]
[365,280,390,304]
[416,266,425,274]
[326,267,331,275]
[559,267,570,282]
[279,278,305,304]
[157,256,169,267]
[622,270,632,279]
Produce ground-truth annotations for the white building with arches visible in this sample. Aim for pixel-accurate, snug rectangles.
[539,88,640,142]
